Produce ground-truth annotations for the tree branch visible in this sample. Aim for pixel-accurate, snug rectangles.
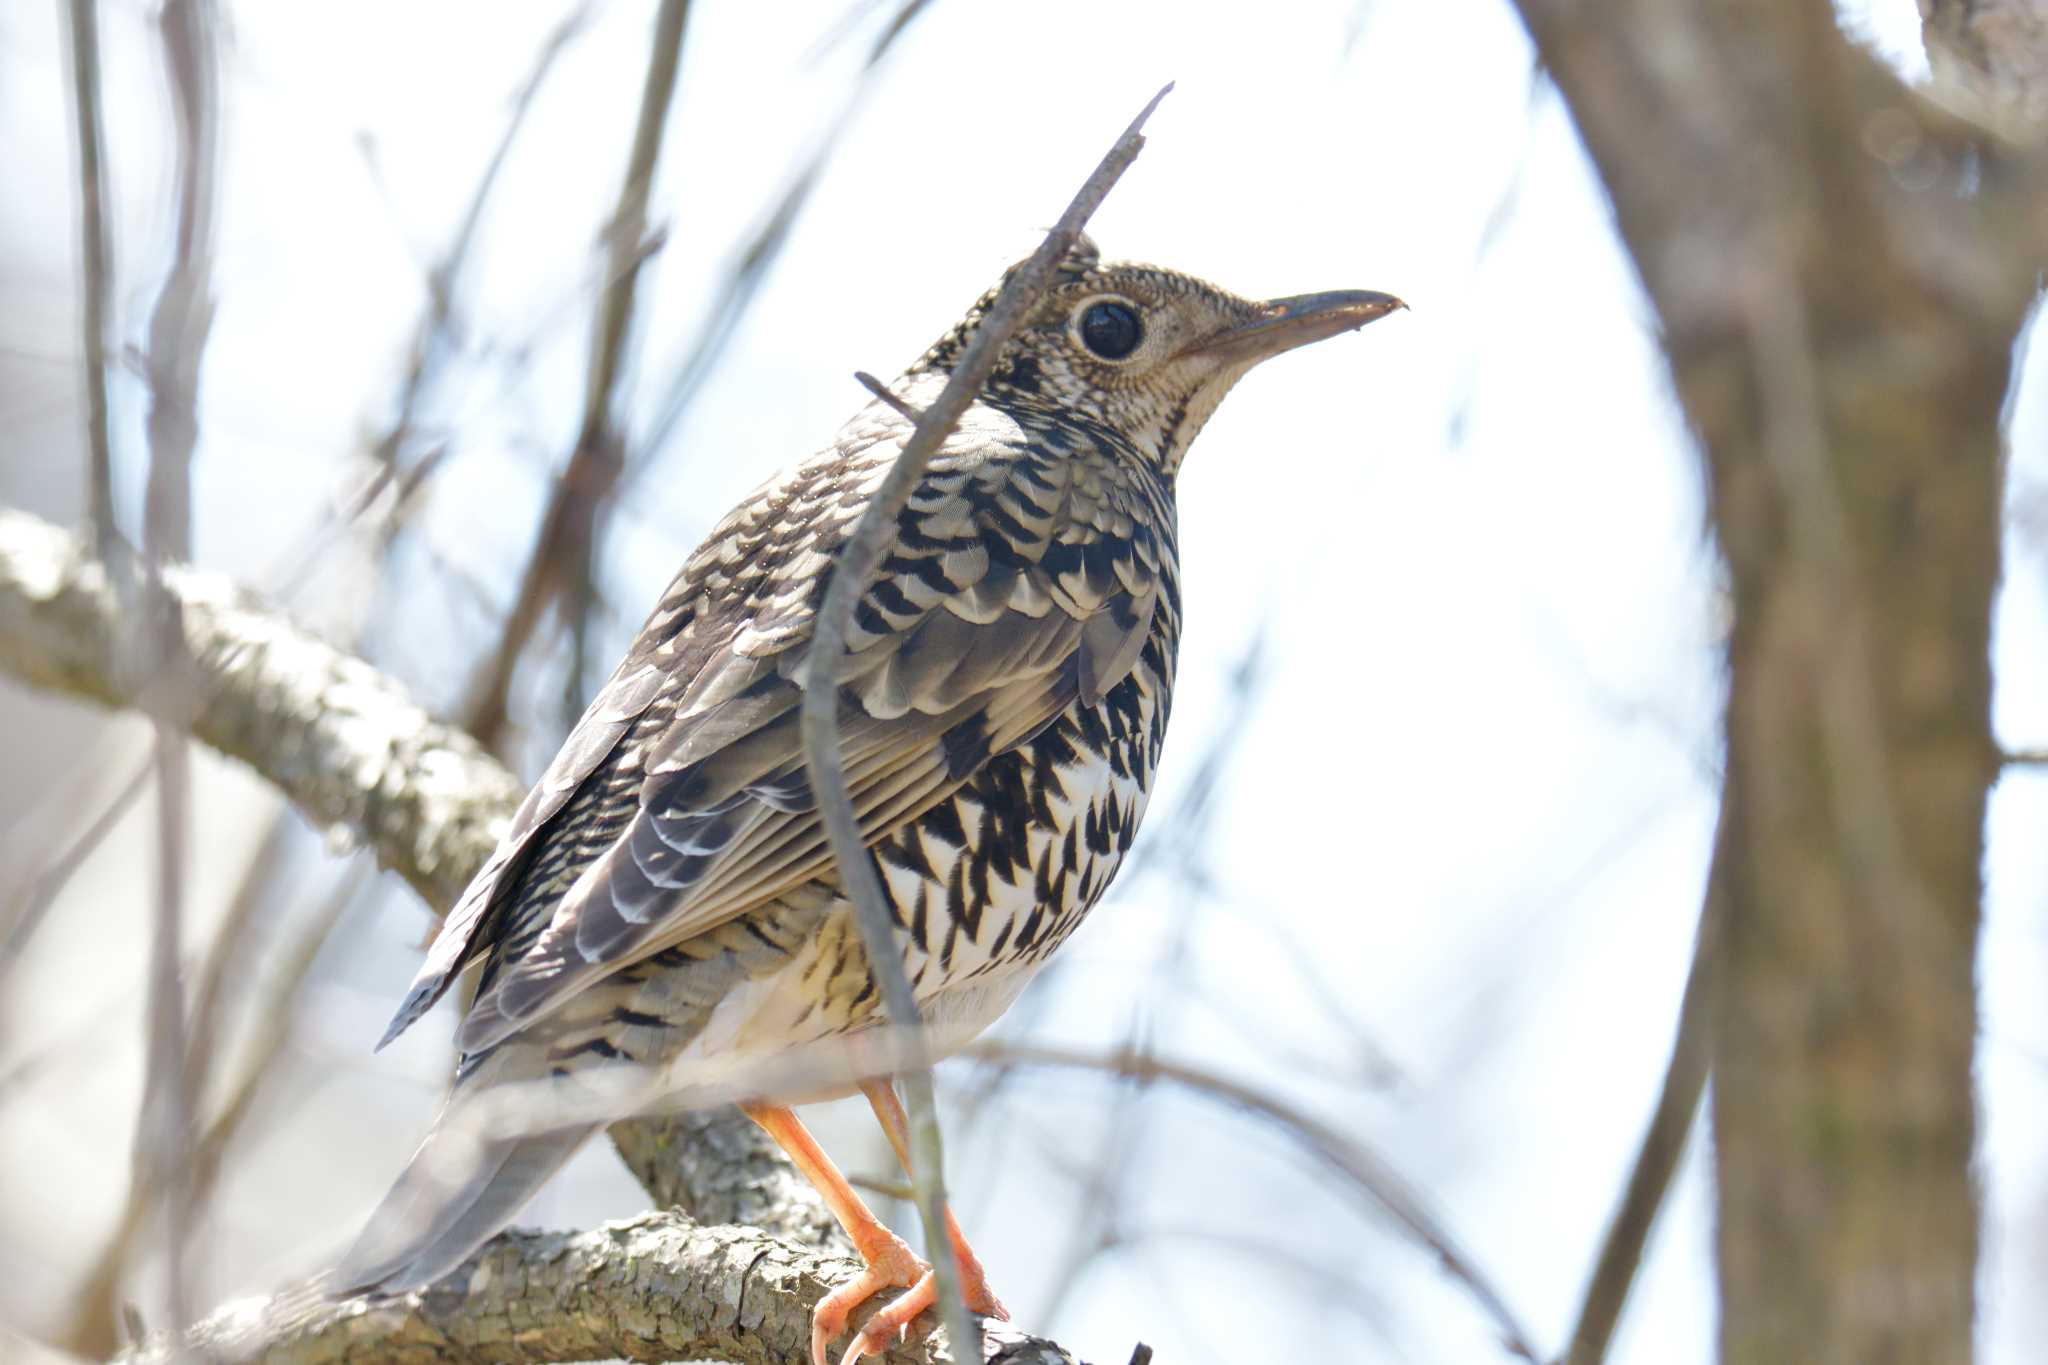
[965,1040,1539,1362]
[120,1212,1080,1365]
[0,506,521,913]
[464,0,690,748]
[60,0,119,567]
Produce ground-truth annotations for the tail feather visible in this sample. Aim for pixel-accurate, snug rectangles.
[335,1112,598,1294]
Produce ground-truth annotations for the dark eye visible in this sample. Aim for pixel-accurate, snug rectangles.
[1078,300,1143,360]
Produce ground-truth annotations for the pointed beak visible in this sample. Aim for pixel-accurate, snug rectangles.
[1189,289,1407,365]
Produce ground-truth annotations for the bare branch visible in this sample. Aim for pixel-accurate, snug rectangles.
[119,1213,1081,1365]
[135,0,224,1331]
[635,0,944,468]
[1561,832,1725,1365]
[465,0,691,748]
[60,0,119,566]
[798,83,1171,1364]
[0,506,522,912]
[853,370,925,424]
[609,1108,848,1252]
[0,753,150,969]
[966,1039,1540,1363]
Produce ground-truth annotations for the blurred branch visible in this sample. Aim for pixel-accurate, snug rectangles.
[1921,0,2048,129]
[465,0,690,749]
[394,4,593,429]
[0,505,521,911]
[119,1213,1081,1365]
[133,0,223,1334]
[609,1108,846,1251]
[63,867,364,1360]
[60,0,119,566]
[636,0,943,466]
[1560,825,1726,1365]
[801,83,1172,1365]
[0,753,150,969]
[967,1040,1540,1363]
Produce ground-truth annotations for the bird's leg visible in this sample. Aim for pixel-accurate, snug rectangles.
[844,1077,1009,1354]
[740,1100,928,1365]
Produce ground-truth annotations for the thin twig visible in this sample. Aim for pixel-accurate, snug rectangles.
[134,1,221,1335]
[61,0,119,567]
[1561,823,1726,1363]
[967,1038,1542,1362]
[465,0,690,749]
[0,754,152,973]
[64,868,365,1359]
[852,369,924,423]
[798,82,1172,1365]
[267,7,591,608]
[634,0,938,471]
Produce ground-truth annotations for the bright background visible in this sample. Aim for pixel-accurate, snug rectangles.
[4,1,2047,1361]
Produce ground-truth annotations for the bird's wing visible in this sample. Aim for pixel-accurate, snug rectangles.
[445,418,1171,1053]
[375,652,669,1049]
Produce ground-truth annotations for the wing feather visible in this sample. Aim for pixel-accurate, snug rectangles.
[375,659,668,1048]
[445,416,1170,1053]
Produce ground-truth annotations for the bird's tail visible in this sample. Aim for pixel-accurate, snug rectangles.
[333,1089,600,1295]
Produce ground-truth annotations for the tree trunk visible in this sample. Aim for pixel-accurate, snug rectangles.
[1509,0,2041,1357]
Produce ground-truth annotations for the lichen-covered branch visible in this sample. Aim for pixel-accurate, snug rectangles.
[608,1109,844,1251]
[120,1212,1078,1365]
[0,506,521,912]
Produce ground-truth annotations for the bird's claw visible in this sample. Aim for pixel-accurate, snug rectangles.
[812,1231,927,1365]
[831,1264,1011,1365]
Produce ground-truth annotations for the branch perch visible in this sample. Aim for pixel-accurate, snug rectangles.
[120,1213,1079,1365]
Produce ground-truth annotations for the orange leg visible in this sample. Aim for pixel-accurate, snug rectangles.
[852,1079,1009,1349]
[741,1101,928,1365]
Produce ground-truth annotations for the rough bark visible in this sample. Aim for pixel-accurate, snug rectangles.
[609,1109,844,1251]
[1922,0,2048,126]
[1506,2,2041,1360]
[120,1212,1075,1365]
[0,506,1089,1364]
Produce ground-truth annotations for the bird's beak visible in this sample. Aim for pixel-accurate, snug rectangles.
[1188,289,1407,365]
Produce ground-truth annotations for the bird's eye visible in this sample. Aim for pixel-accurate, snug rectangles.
[1078,300,1143,360]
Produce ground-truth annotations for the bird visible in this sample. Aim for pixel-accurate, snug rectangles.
[337,234,1402,1365]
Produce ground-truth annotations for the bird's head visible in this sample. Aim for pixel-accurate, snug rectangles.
[914,236,1404,477]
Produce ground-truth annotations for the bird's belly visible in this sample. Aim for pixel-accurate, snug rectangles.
[652,689,1164,1102]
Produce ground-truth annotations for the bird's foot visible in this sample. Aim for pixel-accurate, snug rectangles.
[832,1255,1009,1365]
[813,1227,926,1365]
